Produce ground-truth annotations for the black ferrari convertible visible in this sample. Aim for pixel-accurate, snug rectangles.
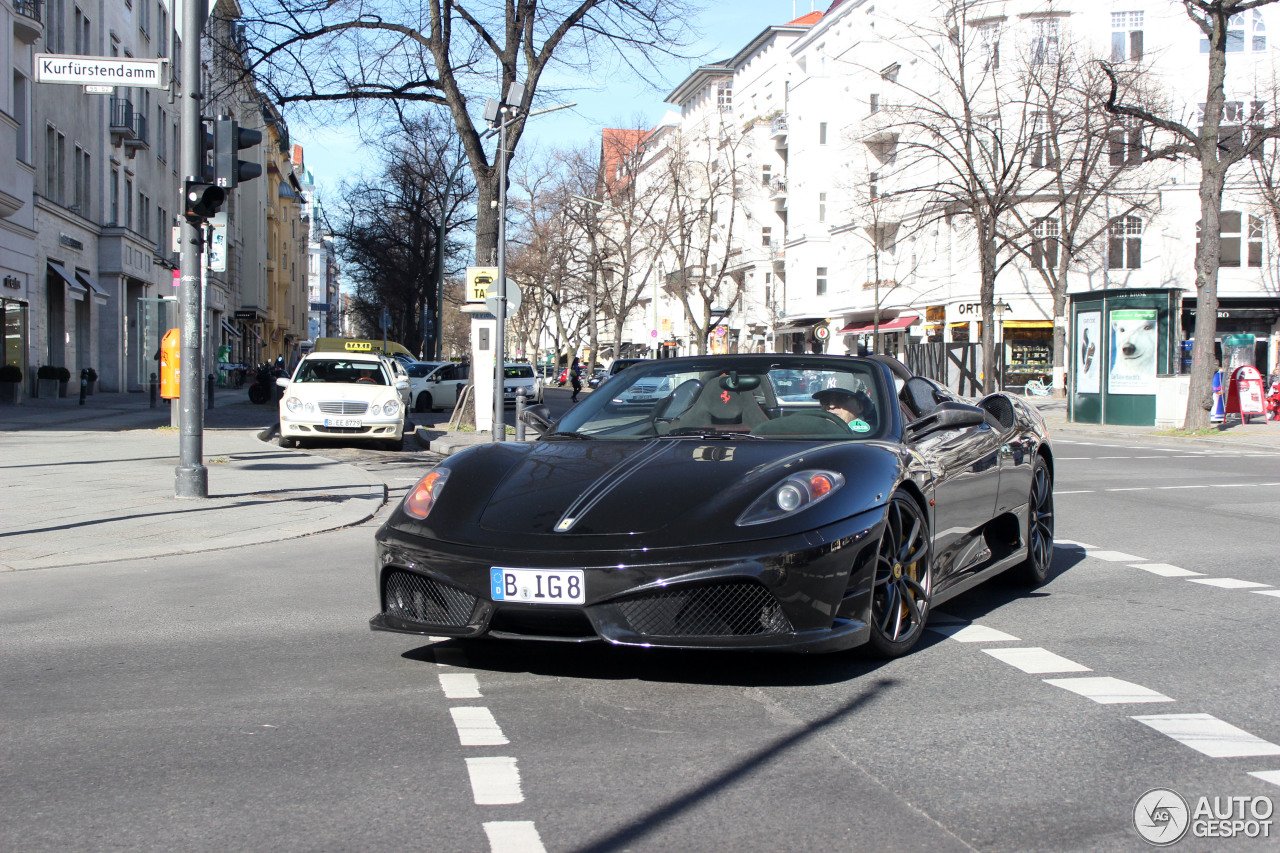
[371,354,1054,657]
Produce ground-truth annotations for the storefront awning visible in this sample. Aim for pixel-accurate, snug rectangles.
[47,261,85,296]
[838,315,919,335]
[220,319,242,338]
[74,269,108,301]
[247,326,264,344]
[773,317,825,334]
[1003,320,1053,329]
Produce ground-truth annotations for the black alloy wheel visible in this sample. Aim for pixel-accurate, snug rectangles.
[867,493,933,658]
[1014,456,1054,585]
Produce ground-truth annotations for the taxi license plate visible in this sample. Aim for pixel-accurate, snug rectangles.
[326,417,362,428]
[491,568,584,605]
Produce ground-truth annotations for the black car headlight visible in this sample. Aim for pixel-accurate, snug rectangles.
[736,470,845,526]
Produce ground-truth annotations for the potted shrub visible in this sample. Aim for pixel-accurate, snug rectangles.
[56,366,72,397]
[85,367,98,395]
[36,365,59,399]
[0,364,22,405]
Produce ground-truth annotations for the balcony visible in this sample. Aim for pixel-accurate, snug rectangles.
[123,114,148,152]
[14,0,43,44]
[109,98,137,143]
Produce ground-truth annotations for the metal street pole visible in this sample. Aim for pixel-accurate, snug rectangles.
[175,0,207,498]
[492,110,508,442]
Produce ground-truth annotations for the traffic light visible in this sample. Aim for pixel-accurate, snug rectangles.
[214,117,263,189]
[184,179,225,222]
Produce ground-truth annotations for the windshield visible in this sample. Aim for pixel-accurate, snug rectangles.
[504,365,535,379]
[405,363,442,378]
[549,356,892,441]
[293,358,388,385]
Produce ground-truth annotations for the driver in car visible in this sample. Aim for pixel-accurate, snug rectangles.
[813,387,874,433]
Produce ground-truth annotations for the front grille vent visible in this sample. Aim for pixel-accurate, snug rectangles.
[318,400,368,415]
[384,570,476,627]
[616,582,793,637]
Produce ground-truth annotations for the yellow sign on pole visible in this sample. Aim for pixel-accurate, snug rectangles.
[466,267,498,303]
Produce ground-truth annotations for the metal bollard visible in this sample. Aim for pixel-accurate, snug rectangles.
[207,373,215,410]
[515,389,526,442]
[149,372,158,408]
[79,369,87,406]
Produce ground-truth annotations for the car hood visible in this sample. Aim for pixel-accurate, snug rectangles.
[394,438,903,551]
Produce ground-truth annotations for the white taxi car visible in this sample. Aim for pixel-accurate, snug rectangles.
[277,351,409,449]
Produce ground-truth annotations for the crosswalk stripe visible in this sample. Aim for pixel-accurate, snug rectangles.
[1132,713,1280,758]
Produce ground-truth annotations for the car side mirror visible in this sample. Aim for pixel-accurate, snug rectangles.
[395,380,409,390]
[519,404,554,435]
[906,402,987,440]
[276,376,289,388]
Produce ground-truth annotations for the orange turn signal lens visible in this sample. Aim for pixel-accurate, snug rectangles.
[404,469,449,518]
[809,474,834,498]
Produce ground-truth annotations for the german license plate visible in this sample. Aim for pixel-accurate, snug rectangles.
[326,418,362,428]
[491,568,584,605]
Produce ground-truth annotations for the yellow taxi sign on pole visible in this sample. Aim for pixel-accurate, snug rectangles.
[466,267,498,303]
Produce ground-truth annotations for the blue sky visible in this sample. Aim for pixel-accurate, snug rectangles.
[294,1,823,199]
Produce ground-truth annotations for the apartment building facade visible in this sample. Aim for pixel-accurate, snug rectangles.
[618,0,1278,382]
[2,0,309,396]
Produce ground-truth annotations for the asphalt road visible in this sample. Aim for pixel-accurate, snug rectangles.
[3,430,1278,852]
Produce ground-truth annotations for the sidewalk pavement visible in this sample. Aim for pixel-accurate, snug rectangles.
[0,386,386,571]
[3,384,1276,573]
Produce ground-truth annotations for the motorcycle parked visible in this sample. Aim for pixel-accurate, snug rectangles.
[248,362,287,404]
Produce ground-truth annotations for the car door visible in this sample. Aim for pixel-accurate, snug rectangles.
[429,364,461,407]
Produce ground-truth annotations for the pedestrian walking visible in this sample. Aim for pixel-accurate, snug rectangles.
[570,357,582,403]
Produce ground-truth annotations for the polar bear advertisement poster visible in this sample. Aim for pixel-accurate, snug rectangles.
[1076,312,1100,394]
[1108,309,1158,394]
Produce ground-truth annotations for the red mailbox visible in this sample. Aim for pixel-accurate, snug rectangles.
[1224,364,1265,423]
[160,328,181,399]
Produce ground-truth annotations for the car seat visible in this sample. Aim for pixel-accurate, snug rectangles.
[671,373,770,431]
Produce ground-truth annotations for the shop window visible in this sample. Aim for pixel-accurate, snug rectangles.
[1032,217,1059,269]
[1108,216,1142,269]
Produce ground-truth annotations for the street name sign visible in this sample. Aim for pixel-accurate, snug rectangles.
[35,54,168,88]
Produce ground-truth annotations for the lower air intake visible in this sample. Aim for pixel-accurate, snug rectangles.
[384,570,476,627]
[616,582,793,637]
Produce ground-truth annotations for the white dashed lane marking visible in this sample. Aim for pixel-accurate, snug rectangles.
[1132,714,1280,759]
[1084,550,1145,562]
[1188,578,1273,590]
[484,821,548,853]
[1130,563,1202,578]
[434,647,470,667]
[465,756,525,804]
[926,622,1020,643]
[1253,589,1280,598]
[983,647,1092,674]
[1250,771,1280,789]
[450,706,509,746]
[1043,677,1174,705]
[439,672,482,699]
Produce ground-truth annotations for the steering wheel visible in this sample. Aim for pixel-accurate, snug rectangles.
[356,377,376,384]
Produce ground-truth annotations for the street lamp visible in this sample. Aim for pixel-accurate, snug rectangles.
[482,92,575,441]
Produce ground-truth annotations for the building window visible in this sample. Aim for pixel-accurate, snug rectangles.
[1111,12,1144,62]
[816,266,828,296]
[45,127,66,203]
[156,106,166,162]
[978,22,1000,71]
[1030,18,1060,66]
[14,73,30,163]
[1031,112,1058,168]
[1197,212,1264,268]
[157,204,166,251]
[125,178,133,230]
[1108,216,1142,269]
[1108,122,1143,166]
[110,167,119,225]
[869,93,880,114]
[157,3,168,57]
[139,193,150,238]
[819,192,827,223]
[47,0,66,53]
[869,172,879,201]
[138,0,150,36]
[762,226,772,247]
[1200,11,1266,53]
[762,164,771,186]
[717,81,732,113]
[74,7,91,55]
[1032,217,1059,269]
[819,122,828,145]
[74,146,90,214]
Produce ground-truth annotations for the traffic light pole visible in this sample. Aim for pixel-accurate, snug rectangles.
[175,0,207,499]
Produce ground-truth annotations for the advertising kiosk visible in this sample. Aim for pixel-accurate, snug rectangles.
[1068,288,1181,426]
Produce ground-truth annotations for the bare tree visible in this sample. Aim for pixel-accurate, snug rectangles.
[333,115,474,348]
[1006,38,1161,397]
[650,122,749,355]
[232,0,694,261]
[1101,0,1280,429]
[877,0,1046,392]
